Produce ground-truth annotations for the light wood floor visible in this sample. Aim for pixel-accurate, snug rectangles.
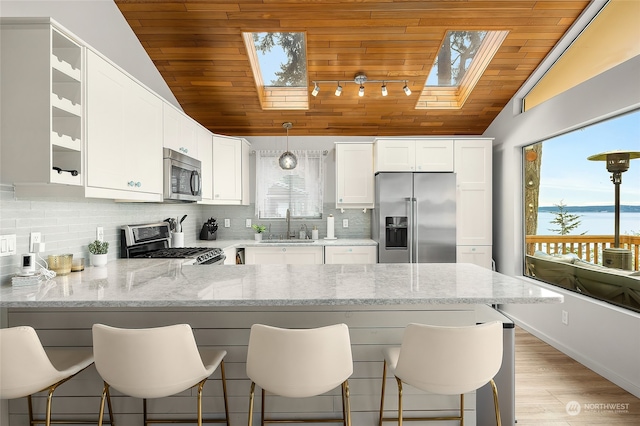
[514,327,640,425]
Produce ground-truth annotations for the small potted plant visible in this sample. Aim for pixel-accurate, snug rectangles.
[88,240,109,267]
[252,224,267,241]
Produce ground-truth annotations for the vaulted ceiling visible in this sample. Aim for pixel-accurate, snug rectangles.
[114,0,590,137]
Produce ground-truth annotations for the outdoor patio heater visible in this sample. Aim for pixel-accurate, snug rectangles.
[587,150,640,270]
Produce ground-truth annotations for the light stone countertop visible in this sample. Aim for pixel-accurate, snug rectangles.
[191,238,377,250]
[0,260,563,308]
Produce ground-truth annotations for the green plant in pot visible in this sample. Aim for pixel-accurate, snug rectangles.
[252,224,267,241]
[88,240,109,267]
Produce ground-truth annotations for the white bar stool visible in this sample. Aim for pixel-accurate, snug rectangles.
[0,325,106,426]
[245,323,353,426]
[379,321,503,426]
[92,323,229,426]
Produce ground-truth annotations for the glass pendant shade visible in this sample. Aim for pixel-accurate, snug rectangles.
[279,151,298,169]
[279,122,297,170]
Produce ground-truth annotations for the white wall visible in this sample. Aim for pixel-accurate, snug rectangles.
[484,55,640,397]
[0,0,180,108]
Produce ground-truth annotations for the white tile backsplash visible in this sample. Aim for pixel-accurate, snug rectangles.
[0,185,370,284]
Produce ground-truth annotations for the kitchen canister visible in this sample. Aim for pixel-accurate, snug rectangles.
[326,214,336,239]
[312,226,319,240]
[48,254,73,275]
[172,232,185,248]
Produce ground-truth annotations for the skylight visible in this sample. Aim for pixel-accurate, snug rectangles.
[417,30,508,110]
[243,32,309,110]
[426,31,488,87]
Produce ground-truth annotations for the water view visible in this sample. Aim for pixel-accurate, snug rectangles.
[536,211,640,236]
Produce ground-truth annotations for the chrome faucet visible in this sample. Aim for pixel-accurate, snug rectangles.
[286,208,291,239]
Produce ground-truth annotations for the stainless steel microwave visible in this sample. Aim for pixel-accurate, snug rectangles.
[163,148,202,202]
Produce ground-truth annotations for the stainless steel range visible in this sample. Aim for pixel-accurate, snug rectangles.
[120,222,225,265]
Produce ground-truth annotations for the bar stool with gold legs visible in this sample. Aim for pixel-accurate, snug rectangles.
[0,325,110,426]
[246,323,353,426]
[379,321,503,426]
[92,323,229,426]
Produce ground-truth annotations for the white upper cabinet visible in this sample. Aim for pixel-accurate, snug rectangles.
[335,142,374,209]
[85,50,163,201]
[197,127,213,202]
[206,136,251,205]
[1,19,84,191]
[162,104,199,159]
[455,139,492,246]
[374,139,454,172]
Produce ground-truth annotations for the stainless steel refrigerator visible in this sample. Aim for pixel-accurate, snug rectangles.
[372,172,456,263]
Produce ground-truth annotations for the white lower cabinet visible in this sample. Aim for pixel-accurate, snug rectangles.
[457,245,493,269]
[245,246,324,265]
[324,246,377,264]
[223,247,237,265]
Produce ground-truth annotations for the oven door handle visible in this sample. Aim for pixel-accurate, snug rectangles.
[190,170,201,196]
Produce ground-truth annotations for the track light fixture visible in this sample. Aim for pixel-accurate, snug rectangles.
[311,74,411,98]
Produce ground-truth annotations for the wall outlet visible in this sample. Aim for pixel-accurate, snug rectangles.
[343,219,349,228]
[246,219,252,228]
[29,232,42,253]
[562,310,569,325]
[224,219,230,228]
[96,226,104,242]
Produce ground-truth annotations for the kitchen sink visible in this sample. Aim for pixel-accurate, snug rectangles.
[259,239,317,244]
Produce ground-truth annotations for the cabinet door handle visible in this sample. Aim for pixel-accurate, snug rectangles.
[128,181,135,187]
[135,181,142,187]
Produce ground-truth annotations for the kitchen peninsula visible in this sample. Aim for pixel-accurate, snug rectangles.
[1,261,560,308]
[1,261,561,425]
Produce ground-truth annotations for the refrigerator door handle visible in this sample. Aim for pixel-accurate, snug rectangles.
[405,197,413,263]
[412,197,418,263]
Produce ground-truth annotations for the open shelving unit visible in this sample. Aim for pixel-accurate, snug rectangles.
[1,18,84,190]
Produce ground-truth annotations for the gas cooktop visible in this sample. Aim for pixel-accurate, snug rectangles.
[121,223,225,265]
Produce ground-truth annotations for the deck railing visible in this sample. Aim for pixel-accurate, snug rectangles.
[525,235,640,271]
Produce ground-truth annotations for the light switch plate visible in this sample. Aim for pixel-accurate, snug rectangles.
[0,234,17,257]
[224,219,230,228]
[246,219,252,228]
[343,219,349,228]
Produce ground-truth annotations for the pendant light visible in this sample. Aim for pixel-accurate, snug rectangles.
[279,122,297,170]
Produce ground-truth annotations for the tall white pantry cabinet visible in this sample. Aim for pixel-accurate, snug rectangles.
[371,138,493,269]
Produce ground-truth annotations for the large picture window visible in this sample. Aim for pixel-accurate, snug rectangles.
[255,150,324,219]
[523,110,640,312]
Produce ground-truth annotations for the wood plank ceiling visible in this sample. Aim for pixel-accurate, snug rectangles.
[115,0,590,137]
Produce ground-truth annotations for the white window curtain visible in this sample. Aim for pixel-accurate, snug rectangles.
[255,150,324,219]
